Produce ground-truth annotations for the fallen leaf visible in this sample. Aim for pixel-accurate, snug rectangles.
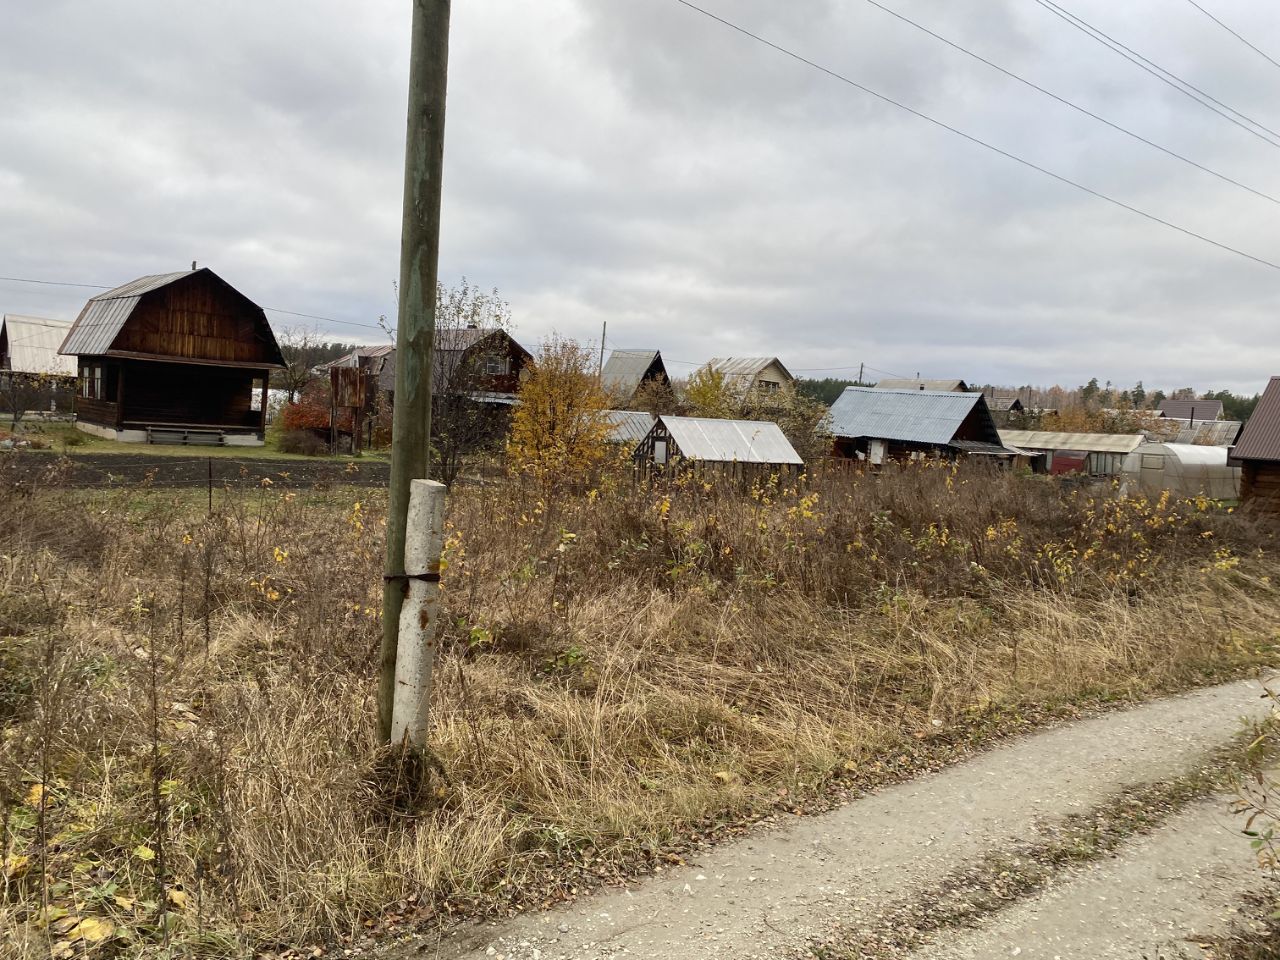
[2,854,30,878]
[69,917,114,943]
[26,783,46,807]
[113,895,136,910]
[167,888,190,910]
[132,845,156,862]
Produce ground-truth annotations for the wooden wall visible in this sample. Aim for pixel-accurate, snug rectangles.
[120,361,261,429]
[111,272,283,366]
[1242,461,1280,516]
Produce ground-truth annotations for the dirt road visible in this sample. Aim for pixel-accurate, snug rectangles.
[391,678,1276,960]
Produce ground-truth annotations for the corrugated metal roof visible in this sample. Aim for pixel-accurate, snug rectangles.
[1000,429,1146,455]
[1,315,76,376]
[59,270,198,356]
[1231,377,1280,462]
[1158,398,1224,421]
[828,387,984,445]
[658,415,803,465]
[1168,420,1241,446]
[601,349,662,397]
[703,356,794,384]
[874,378,969,392]
[604,409,655,445]
[987,395,1023,411]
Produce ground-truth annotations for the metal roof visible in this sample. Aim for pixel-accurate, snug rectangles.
[60,270,200,356]
[1168,420,1241,446]
[1158,398,1224,421]
[657,415,804,465]
[1,315,76,376]
[604,409,655,445]
[1231,377,1280,462]
[874,378,969,392]
[986,395,1023,411]
[828,387,986,445]
[703,356,794,385]
[1000,429,1146,455]
[601,349,663,397]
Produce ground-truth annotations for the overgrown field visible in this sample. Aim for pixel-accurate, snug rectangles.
[2,458,1278,957]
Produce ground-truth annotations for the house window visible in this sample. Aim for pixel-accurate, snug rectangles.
[483,356,508,377]
[757,379,780,394]
[654,439,668,465]
[81,364,104,400]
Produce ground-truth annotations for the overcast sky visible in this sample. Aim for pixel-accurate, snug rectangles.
[3,0,1279,392]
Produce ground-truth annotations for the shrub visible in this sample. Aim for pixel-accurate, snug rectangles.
[278,428,329,456]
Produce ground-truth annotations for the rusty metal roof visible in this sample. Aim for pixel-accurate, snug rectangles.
[1231,377,1280,462]
[657,415,803,465]
[1,315,76,375]
[59,270,197,356]
[1158,398,1224,421]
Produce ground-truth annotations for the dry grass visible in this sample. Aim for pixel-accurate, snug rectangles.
[2,458,1279,957]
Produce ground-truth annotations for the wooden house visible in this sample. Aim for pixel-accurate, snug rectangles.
[828,386,1013,463]
[58,269,285,445]
[601,349,669,404]
[1230,377,1280,516]
[377,327,532,405]
[634,415,804,474]
[700,357,794,396]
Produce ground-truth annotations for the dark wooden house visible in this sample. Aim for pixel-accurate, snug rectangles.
[1230,377,1280,517]
[58,269,285,445]
[601,349,669,404]
[377,327,532,404]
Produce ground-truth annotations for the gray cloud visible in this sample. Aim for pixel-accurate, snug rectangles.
[2,0,1279,393]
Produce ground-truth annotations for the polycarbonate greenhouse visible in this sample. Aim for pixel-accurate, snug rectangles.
[1121,442,1241,501]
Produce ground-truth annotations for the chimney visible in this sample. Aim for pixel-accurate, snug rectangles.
[191,261,198,271]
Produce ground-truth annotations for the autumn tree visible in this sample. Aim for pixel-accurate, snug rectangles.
[508,336,610,487]
[682,366,736,419]
[0,372,59,427]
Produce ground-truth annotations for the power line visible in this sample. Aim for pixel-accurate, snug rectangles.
[865,0,1280,205]
[1182,0,1280,71]
[1030,0,1280,148]
[0,274,387,332]
[670,0,1280,273]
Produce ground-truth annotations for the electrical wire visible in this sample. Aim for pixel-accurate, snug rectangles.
[1030,0,1280,147]
[1182,0,1280,72]
[670,0,1280,273]
[0,275,388,332]
[865,0,1280,205]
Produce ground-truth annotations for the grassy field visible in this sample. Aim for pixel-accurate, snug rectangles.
[1,459,1278,957]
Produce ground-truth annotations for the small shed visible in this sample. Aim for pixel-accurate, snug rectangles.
[999,430,1145,476]
[1122,443,1240,500]
[828,387,1012,463]
[603,409,656,447]
[58,269,285,445]
[634,415,804,472]
[1229,376,1280,516]
[1,315,76,377]
[601,349,668,403]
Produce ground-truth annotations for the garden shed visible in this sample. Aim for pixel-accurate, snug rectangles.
[600,349,668,403]
[828,386,1012,463]
[1121,443,1240,500]
[634,415,803,472]
[999,429,1145,477]
[603,409,655,448]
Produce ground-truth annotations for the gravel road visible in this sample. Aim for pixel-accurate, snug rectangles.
[390,678,1275,960]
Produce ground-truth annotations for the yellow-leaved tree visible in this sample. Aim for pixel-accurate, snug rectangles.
[508,336,612,487]
[683,366,736,419]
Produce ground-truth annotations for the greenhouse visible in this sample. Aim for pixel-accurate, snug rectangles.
[1120,442,1240,500]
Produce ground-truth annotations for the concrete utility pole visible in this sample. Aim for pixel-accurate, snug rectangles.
[378,0,453,744]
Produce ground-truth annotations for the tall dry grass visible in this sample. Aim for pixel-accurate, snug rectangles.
[1,457,1278,956]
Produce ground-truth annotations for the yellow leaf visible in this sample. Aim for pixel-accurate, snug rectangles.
[37,906,69,929]
[2,854,29,878]
[51,941,74,960]
[167,887,189,910]
[26,783,46,806]
[112,895,135,910]
[132,844,156,862]
[69,917,114,943]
